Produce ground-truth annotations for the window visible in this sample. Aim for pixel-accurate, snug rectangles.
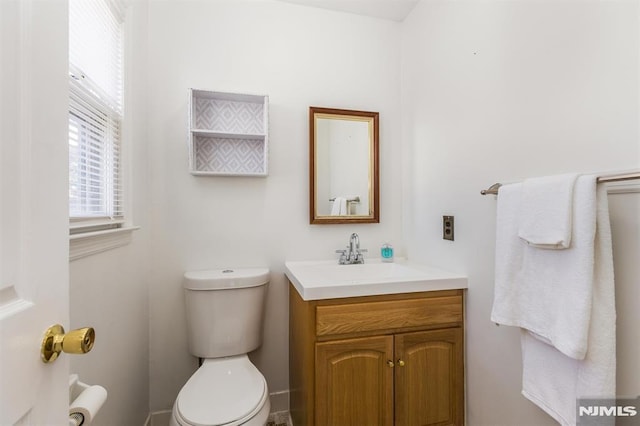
[68,0,124,234]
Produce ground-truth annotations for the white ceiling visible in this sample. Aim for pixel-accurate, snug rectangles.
[278,0,419,22]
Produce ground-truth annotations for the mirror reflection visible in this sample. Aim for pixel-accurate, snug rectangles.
[310,107,379,224]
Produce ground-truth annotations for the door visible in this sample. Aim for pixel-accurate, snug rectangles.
[316,335,394,426]
[395,328,464,426]
[0,0,70,424]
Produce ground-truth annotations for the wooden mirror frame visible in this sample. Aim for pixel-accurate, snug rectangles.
[309,107,379,224]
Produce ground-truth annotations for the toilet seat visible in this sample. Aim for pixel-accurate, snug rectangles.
[175,355,267,426]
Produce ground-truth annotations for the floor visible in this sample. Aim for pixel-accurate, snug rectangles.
[150,410,292,426]
[267,411,292,426]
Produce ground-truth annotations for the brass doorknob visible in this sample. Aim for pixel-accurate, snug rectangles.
[397,359,405,367]
[386,360,394,368]
[41,324,95,363]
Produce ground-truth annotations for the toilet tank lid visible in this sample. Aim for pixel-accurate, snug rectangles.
[183,268,270,290]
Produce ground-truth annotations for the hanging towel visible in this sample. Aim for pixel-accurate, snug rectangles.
[521,183,616,426]
[491,175,616,425]
[330,197,347,215]
[491,175,597,359]
[518,173,579,249]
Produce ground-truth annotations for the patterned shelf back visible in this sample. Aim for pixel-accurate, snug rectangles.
[195,136,265,174]
[195,98,264,134]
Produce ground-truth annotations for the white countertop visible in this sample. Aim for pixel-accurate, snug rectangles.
[284,258,467,301]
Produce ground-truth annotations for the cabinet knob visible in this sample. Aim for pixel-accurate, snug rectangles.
[397,359,405,367]
[386,360,394,368]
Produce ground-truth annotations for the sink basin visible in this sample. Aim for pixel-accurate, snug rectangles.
[285,258,467,300]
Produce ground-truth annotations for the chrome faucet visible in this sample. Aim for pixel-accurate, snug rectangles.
[336,233,367,264]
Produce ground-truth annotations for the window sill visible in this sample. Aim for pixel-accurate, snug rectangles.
[69,226,140,261]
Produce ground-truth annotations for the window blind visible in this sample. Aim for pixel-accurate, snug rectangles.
[69,0,124,112]
[69,79,123,221]
[68,0,124,229]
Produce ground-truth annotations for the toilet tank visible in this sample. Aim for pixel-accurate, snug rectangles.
[183,268,269,358]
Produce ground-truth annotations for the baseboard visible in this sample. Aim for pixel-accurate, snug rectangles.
[269,390,290,413]
[146,390,289,425]
[147,409,172,426]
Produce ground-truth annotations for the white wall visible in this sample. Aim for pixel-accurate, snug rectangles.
[70,245,150,426]
[146,0,404,412]
[69,2,150,425]
[401,1,639,425]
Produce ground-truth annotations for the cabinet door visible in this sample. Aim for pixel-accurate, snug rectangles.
[395,328,464,426]
[316,335,394,426]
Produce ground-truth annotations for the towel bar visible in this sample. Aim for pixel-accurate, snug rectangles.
[480,171,640,195]
[329,196,360,203]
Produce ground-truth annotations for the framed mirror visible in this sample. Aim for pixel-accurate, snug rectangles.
[310,107,379,224]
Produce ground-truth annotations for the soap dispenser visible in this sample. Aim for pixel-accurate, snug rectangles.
[381,243,394,263]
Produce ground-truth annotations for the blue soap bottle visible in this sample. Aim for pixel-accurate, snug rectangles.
[381,243,394,263]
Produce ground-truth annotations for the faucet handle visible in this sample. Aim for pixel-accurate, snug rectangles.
[335,249,348,265]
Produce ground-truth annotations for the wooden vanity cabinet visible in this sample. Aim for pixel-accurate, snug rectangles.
[289,284,464,426]
[316,335,394,425]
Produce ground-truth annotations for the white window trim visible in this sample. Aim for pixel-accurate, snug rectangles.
[69,2,140,262]
[69,225,140,261]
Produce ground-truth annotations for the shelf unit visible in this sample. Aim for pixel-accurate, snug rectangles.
[188,89,269,176]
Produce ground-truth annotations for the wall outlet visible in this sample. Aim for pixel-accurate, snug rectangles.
[443,215,454,241]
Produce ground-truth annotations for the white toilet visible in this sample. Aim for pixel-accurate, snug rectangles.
[170,268,271,426]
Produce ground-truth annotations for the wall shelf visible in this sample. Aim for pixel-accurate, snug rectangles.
[188,89,269,176]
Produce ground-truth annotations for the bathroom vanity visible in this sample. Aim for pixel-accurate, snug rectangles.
[285,260,467,426]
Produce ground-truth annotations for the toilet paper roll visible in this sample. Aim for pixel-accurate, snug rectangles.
[69,384,107,425]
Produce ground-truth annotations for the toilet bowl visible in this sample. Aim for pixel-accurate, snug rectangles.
[170,268,271,426]
[170,356,270,426]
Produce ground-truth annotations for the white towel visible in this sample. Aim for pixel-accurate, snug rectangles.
[521,183,616,426]
[330,197,347,215]
[491,175,597,359]
[491,176,616,425]
[518,173,578,249]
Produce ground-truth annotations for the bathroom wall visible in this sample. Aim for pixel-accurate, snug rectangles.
[401,1,639,425]
[69,2,150,425]
[145,0,404,412]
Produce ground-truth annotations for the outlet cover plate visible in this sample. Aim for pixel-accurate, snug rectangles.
[443,215,454,241]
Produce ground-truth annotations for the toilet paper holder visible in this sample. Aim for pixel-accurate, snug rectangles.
[69,374,107,426]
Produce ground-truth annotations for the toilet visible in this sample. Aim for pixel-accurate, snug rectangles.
[170,268,271,426]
